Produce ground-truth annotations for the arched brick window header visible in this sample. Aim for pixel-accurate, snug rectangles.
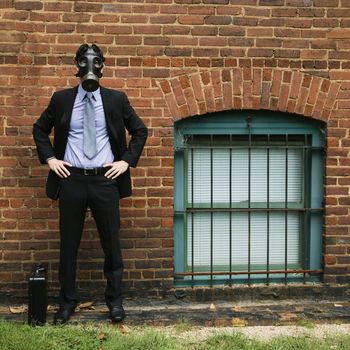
[159,68,340,122]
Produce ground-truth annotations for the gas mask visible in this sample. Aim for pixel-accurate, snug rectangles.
[75,46,104,92]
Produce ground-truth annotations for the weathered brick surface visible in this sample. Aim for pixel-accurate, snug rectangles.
[0,1,349,296]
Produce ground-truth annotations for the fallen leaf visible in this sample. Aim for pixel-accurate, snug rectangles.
[232,306,243,311]
[9,305,27,314]
[78,301,94,309]
[76,301,95,311]
[231,317,247,327]
[209,303,217,311]
[295,306,305,312]
[279,313,298,321]
[97,333,107,341]
[118,324,131,333]
[334,303,343,308]
[47,305,58,311]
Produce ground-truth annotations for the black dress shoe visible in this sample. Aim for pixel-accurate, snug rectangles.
[54,304,76,325]
[109,305,126,323]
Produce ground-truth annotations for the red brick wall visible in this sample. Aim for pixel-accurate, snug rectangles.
[1,0,350,296]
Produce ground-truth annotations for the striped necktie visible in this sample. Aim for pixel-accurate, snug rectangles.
[83,92,97,159]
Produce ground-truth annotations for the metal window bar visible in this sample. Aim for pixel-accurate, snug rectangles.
[190,135,194,286]
[210,135,214,284]
[248,118,252,285]
[303,133,310,284]
[180,130,323,285]
[266,134,270,285]
[284,134,288,284]
[229,135,233,286]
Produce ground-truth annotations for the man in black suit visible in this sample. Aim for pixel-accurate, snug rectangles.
[33,44,148,324]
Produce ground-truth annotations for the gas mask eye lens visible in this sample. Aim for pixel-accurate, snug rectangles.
[78,57,87,67]
[94,57,102,68]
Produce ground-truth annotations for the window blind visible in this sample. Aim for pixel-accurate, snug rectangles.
[188,147,303,206]
[186,143,303,270]
[187,212,300,269]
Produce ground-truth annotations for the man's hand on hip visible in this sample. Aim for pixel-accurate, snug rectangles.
[47,158,72,178]
[104,160,129,179]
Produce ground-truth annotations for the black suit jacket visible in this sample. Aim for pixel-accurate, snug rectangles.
[33,86,148,200]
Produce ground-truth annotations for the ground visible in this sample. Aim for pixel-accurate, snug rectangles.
[1,296,349,330]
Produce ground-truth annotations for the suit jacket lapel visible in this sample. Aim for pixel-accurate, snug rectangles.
[62,86,78,134]
[59,86,78,159]
[100,86,120,160]
[100,86,114,137]
[100,86,113,126]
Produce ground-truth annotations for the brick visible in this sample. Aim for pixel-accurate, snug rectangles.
[271,70,282,97]
[256,39,282,47]
[274,28,301,38]
[62,13,91,23]
[219,27,245,36]
[204,15,232,25]
[261,81,270,108]
[121,15,148,23]
[247,28,273,37]
[160,5,187,14]
[299,8,325,17]
[243,81,253,109]
[315,0,339,5]
[74,2,102,12]
[31,12,61,22]
[163,25,190,35]
[150,15,176,24]
[328,29,350,38]
[274,49,300,58]
[171,78,186,105]
[178,15,205,25]
[0,0,13,8]
[183,88,198,115]
[203,85,215,112]
[172,37,198,46]
[190,74,204,101]
[248,48,274,57]
[165,48,191,57]
[259,18,285,27]
[289,71,303,99]
[132,4,159,13]
[46,24,75,33]
[15,1,43,10]
[193,48,219,57]
[295,87,308,114]
[272,8,297,17]
[200,37,226,46]
[282,39,308,49]
[233,18,258,26]
[228,38,254,47]
[211,70,222,98]
[92,14,119,23]
[259,0,284,4]
[327,9,350,17]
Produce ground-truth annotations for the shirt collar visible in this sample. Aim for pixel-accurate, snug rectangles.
[78,84,100,102]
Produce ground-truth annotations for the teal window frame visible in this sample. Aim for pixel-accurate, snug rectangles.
[174,110,325,287]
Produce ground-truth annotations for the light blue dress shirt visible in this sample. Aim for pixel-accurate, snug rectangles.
[63,84,114,168]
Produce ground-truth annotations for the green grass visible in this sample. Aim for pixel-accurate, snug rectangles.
[295,317,315,329]
[1,320,350,350]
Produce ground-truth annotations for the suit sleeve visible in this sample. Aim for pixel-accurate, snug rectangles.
[32,93,57,164]
[121,93,148,167]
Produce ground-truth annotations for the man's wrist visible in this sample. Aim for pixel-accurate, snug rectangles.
[46,156,56,163]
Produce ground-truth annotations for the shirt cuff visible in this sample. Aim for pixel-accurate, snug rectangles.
[46,156,56,163]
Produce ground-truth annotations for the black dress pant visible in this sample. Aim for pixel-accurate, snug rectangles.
[58,173,123,308]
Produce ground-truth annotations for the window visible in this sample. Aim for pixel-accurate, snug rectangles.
[174,111,325,286]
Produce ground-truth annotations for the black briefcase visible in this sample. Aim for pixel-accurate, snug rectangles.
[28,264,47,325]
